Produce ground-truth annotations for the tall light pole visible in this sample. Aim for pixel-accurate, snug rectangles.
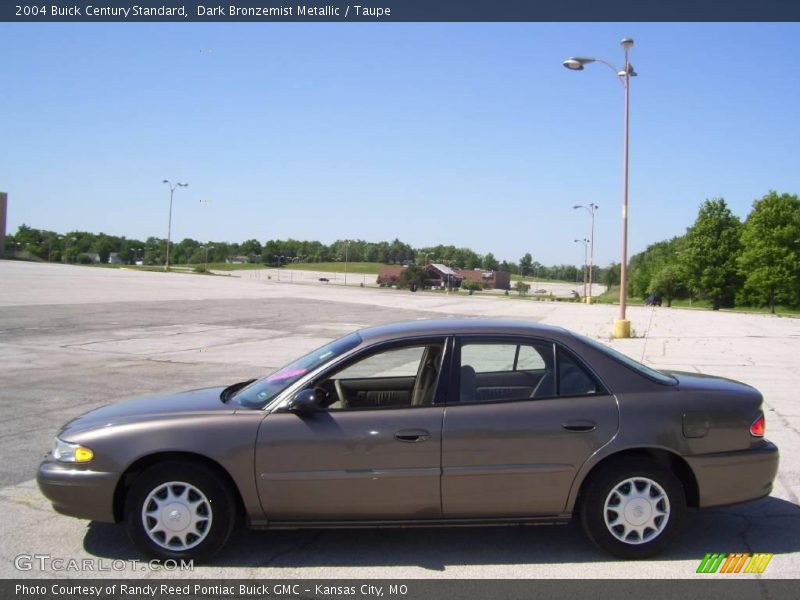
[574,238,589,299]
[574,203,598,302]
[48,235,62,262]
[564,38,636,338]
[204,245,215,272]
[162,179,188,271]
[63,236,77,264]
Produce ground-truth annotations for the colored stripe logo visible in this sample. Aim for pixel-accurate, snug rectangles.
[696,553,773,574]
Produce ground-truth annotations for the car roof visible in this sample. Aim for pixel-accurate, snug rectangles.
[356,319,571,344]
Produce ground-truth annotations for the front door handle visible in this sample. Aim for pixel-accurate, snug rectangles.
[395,429,431,443]
[562,420,596,432]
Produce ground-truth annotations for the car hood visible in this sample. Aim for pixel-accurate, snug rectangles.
[664,371,759,396]
[59,386,233,438]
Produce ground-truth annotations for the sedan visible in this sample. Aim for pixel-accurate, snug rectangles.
[38,319,779,561]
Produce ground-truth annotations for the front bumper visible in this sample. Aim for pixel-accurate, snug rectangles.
[37,460,118,522]
[686,440,779,508]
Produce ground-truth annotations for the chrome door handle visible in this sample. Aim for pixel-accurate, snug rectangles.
[395,429,430,442]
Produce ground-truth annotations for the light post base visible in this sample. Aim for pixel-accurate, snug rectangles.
[613,319,631,339]
[584,296,592,304]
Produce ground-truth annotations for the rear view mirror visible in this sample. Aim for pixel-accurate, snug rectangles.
[286,388,321,413]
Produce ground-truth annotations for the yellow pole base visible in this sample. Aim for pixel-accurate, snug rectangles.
[585,296,592,304]
[613,319,631,339]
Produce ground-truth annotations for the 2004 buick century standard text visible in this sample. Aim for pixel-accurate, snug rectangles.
[38,320,779,561]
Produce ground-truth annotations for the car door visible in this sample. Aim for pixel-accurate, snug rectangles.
[441,336,619,517]
[255,338,448,521]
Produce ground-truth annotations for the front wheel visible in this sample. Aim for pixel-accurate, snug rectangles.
[579,460,686,559]
[124,461,236,561]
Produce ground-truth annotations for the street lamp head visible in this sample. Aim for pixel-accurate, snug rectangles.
[621,38,634,50]
[563,57,595,71]
[178,182,188,187]
[162,179,169,184]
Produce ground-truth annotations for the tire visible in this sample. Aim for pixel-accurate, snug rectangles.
[124,461,236,562]
[579,459,686,559]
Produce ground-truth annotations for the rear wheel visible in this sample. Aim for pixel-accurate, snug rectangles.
[124,461,236,561]
[580,459,686,559]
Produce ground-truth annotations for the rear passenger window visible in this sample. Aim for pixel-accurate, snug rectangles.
[456,340,604,403]
[517,345,545,370]
[459,341,553,403]
[460,344,517,373]
[558,349,599,396]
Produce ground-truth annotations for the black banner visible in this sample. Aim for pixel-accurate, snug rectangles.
[4,580,800,600]
[3,0,800,22]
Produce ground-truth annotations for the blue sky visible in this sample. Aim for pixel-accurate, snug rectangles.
[1,22,798,266]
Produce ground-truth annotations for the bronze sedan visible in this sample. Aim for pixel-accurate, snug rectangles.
[38,319,779,561]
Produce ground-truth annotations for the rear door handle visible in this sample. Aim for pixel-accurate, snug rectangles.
[395,429,431,443]
[562,420,596,432]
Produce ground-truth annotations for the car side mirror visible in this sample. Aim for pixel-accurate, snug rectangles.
[286,388,321,413]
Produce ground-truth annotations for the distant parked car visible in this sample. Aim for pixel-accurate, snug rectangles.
[39,320,778,562]
[645,294,662,306]
[318,277,329,283]
[534,288,548,294]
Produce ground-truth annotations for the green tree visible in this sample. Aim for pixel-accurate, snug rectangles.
[737,191,800,313]
[397,265,428,290]
[481,253,499,271]
[461,279,482,294]
[514,280,530,296]
[519,253,533,276]
[648,264,688,308]
[240,239,263,260]
[682,198,743,310]
[601,263,621,287]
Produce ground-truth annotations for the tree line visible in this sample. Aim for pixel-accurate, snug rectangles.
[628,191,800,312]
[5,227,613,284]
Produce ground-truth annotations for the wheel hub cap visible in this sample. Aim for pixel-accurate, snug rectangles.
[162,503,191,531]
[141,481,213,551]
[603,476,670,545]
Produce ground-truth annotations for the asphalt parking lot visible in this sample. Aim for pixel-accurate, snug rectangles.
[1,260,798,579]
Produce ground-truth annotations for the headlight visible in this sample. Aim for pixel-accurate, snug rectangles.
[52,438,94,463]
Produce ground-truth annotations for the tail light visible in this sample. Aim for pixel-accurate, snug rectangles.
[750,414,765,437]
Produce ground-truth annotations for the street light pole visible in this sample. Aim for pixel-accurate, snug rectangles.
[564,38,636,338]
[620,41,632,330]
[204,245,215,272]
[574,238,589,299]
[574,203,598,302]
[162,179,188,272]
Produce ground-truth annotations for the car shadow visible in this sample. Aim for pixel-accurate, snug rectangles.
[83,496,800,570]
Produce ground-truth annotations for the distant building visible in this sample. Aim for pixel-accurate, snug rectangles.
[458,268,511,291]
[377,265,405,286]
[226,255,249,264]
[427,263,463,288]
[377,263,509,290]
[108,253,124,265]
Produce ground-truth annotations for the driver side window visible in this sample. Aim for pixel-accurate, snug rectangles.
[316,342,444,410]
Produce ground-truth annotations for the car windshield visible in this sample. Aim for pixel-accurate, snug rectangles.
[575,333,677,385]
[230,332,362,408]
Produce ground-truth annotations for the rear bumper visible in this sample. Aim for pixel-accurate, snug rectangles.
[686,441,779,508]
[37,460,118,522]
